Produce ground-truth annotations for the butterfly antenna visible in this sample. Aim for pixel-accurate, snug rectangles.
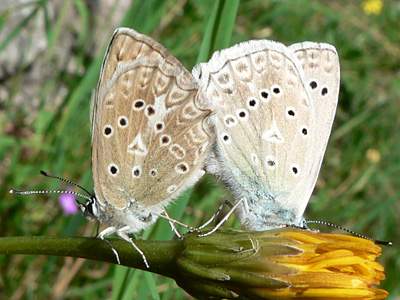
[9,189,92,202]
[306,220,393,246]
[39,170,92,196]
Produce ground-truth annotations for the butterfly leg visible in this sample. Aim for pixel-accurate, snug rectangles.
[196,200,232,230]
[198,197,246,237]
[116,226,150,269]
[242,196,250,214]
[97,226,121,264]
[152,211,198,234]
[163,210,182,239]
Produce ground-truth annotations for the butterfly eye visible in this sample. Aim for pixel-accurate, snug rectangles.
[85,198,97,216]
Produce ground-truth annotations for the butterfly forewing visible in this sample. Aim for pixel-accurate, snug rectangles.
[92,28,212,210]
[196,40,316,229]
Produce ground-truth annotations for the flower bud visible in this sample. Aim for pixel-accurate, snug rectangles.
[176,228,388,300]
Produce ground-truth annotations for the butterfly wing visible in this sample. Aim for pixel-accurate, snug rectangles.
[92,28,212,215]
[289,42,340,216]
[195,40,316,230]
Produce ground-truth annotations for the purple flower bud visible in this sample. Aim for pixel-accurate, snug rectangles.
[59,187,78,215]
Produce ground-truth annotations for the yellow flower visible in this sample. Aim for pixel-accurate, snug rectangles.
[251,229,388,299]
[177,228,388,299]
[366,148,381,163]
[362,0,383,15]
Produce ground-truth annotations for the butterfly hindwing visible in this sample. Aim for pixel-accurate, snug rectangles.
[289,42,340,214]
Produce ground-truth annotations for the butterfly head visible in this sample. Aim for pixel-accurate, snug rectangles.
[76,195,99,222]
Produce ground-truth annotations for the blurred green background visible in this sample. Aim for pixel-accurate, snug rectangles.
[0,0,399,299]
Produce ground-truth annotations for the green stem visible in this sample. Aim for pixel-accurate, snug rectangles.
[0,236,183,278]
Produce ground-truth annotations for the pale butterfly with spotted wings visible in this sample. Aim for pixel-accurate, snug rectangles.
[11,27,213,267]
[193,40,339,231]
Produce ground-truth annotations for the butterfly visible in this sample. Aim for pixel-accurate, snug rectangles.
[193,40,339,231]
[11,27,213,267]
